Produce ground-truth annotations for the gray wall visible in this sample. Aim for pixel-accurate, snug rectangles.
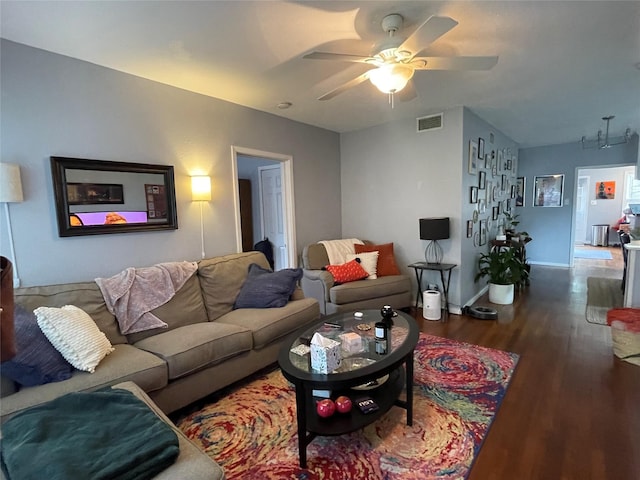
[518,135,639,266]
[0,40,342,286]
[340,106,518,311]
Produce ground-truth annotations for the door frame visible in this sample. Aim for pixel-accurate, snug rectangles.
[231,145,297,268]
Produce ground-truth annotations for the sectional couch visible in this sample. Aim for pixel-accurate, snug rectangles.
[1,251,320,421]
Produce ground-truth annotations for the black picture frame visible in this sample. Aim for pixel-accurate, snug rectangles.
[479,171,486,190]
[478,137,485,159]
[516,177,525,207]
[467,220,473,238]
[492,206,499,220]
[470,186,478,203]
[66,183,124,205]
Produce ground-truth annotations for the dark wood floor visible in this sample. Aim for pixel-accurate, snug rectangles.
[411,246,639,479]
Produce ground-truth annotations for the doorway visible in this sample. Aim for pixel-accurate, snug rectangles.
[231,146,297,269]
[572,164,635,265]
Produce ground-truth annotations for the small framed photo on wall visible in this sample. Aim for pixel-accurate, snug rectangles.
[469,140,478,174]
[470,186,479,203]
[478,137,485,159]
[467,220,474,238]
[479,170,486,190]
[516,176,525,206]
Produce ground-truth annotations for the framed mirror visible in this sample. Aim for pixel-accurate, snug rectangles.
[51,156,178,237]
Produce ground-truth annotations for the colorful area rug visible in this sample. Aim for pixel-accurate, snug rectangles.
[586,276,624,325]
[574,248,613,260]
[176,334,519,479]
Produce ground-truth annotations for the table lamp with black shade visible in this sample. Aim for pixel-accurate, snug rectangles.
[420,217,450,264]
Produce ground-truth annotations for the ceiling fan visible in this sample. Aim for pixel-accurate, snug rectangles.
[304,14,498,104]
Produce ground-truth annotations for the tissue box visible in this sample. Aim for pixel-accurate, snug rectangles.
[339,332,363,354]
[310,335,341,373]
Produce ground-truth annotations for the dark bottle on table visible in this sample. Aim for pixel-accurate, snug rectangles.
[374,321,389,355]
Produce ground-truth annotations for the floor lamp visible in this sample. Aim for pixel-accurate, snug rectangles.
[0,163,24,287]
[191,176,211,259]
[419,217,450,264]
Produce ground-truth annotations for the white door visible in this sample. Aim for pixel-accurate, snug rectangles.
[575,175,589,244]
[259,165,287,270]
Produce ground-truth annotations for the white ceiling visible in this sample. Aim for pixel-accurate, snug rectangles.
[1,0,639,148]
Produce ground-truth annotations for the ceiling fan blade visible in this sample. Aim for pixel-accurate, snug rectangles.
[398,16,458,57]
[304,52,373,64]
[413,56,499,71]
[318,71,371,101]
[397,80,417,102]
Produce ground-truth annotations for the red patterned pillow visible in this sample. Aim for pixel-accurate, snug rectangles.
[325,259,369,284]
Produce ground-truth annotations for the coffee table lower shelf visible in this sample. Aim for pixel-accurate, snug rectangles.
[295,365,409,468]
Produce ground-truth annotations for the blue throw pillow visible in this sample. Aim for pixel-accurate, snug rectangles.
[0,305,74,387]
[234,263,303,309]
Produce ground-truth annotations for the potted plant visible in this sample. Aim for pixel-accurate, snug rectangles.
[503,212,520,238]
[475,248,529,304]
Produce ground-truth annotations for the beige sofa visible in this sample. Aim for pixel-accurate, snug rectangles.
[1,251,319,420]
[300,241,412,315]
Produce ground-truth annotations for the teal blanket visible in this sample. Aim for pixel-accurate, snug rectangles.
[1,388,179,480]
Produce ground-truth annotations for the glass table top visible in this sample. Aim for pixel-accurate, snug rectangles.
[287,309,411,375]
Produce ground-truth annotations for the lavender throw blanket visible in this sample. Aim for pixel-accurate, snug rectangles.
[96,261,197,334]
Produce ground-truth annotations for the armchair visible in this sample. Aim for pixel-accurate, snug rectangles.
[300,241,412,315]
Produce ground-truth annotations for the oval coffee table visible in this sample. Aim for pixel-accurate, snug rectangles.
[278,309,419,468]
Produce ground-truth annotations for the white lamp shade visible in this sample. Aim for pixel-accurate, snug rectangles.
[191,175,211,201]
[369,64,415,94]
[0,163,24,203]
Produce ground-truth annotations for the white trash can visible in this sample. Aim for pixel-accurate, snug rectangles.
[423,290,442,321]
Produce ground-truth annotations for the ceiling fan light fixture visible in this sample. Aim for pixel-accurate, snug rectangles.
[369,64,414,94]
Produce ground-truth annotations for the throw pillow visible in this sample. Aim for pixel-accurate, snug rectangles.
[35,305,115,373]
[354,243,401,276]
[345,251,379,279]
[0,305,74,387]
[234,263,303,309]
[324,259,369,284]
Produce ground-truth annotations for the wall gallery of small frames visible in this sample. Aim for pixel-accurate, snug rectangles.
[467,135,518,245]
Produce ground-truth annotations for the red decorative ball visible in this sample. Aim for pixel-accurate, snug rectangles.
[335,395,352,414]
[316,398,336,418]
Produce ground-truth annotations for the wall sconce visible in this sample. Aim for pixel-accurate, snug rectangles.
[420,217,450,264]
[0,163,24,287]
[191,176,211,259]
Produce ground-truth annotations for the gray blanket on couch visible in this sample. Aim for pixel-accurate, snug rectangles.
[1,388,179,480]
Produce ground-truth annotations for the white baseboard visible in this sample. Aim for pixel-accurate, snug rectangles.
[528,261,570,267]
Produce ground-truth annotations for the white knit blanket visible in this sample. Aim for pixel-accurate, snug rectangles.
[319,238,364,265]
[96,261,198,334]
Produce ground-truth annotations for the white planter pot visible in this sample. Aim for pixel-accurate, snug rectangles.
[489,283,514,305]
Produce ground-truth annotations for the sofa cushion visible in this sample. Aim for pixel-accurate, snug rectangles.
[198,252,271,321]
[0,344,167,421]
[35,305,115,373]
[345,251,379,279]
[354,243,401,276]
[0,305,73,387]
[329,275,412,305]
[14,282,126,345]
[234,264,303,309]
[324,259,369,284]
[126,274,208,344]
[134,323,253,380]
[113,382,225,480]
[217,298,320,349]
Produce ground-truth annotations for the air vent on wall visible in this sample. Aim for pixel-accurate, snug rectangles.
[417,113,443,132]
